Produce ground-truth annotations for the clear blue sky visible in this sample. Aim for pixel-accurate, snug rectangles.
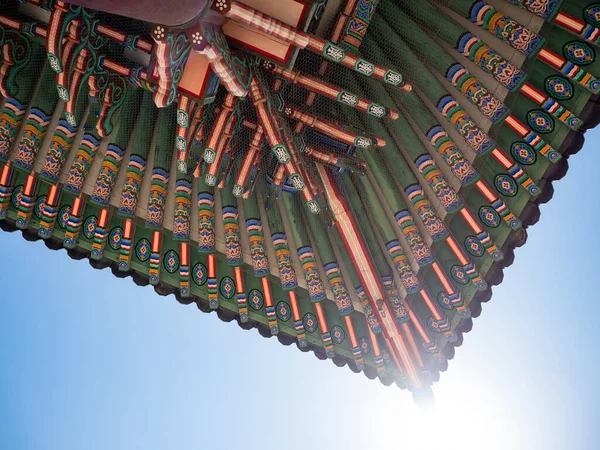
[2,130,599,450]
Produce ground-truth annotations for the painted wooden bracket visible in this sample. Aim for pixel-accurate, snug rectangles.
[151,16,250,103]
[0,30,32,99]
[150,27,192,108]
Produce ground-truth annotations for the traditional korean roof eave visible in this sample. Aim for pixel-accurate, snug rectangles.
[0,108,589,386]
[0,218,400,386]
[444,119,590,362]
[1,0,600,397]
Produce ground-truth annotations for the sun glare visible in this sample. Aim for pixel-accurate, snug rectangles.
[368,379,525,450]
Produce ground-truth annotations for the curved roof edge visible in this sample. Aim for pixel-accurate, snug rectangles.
[438,94,600,374]
[3,92,599,389]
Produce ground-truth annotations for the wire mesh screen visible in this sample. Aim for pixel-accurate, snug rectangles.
[0,0,594,391]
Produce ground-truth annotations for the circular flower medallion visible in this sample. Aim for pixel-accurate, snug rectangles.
[527,110,554,134]
[545,76,574,100]
[465,236,485,257]
[108,226,123,250]
[276,301,291,322]
[83,216,98,240]
[135,238,151,262]
[479,206,500,228]
[330,325,345,344]
[57,206,71,230]
[163,250,180,274]
[495,174,518,197]
[585,4,600,27]
[219,276,235,299]
[192,263,207,286]
[563,41,595,66]
[511,142,537,166]
[358,336,371,354]
[34,195,47,220]
[303,313,318,333]
[451,265,469,285]
[11,185,23,209]
[248,289,264,311]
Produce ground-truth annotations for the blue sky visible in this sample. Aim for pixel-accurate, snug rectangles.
[2,130,599,450]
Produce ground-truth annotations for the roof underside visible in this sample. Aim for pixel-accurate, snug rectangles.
[0,0,598,396]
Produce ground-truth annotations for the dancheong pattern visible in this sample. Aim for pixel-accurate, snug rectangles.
[527,110,555,134]
[136,238,151,262]
[545,76,574,100]
[248,289,264,311]
[330,325,345,344]
[495,174,518,197]
[479,206,500,228]
[303,313,318,333]
[57,206,70,230]
[193,263,207,286]
[511,142,537,165]
[109,227,123,250]
[276,302,291,322]
[163,250,180,273]
[0,0,596,393]
[563,41,595,66]
[220,277,235,299]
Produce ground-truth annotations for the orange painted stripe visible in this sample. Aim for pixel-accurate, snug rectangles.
[0,163,11,185]
[261,277,273,307]
[555,12,583,30]
[72,196,82,216]
[460,209,483,234]
[96,24,125,43]
[538,49,563,68]
[520,83,546,103]
[344,316,358,348]
[407,305,430,343]
[234,266,244,293]
[101,59,132,76]
[99,208,108,227]
[288,291,301,321]
[123,218,132,238]
[151,230,161,252]
[314,302,327,333]
[0,15,21,30]
[24,174,35,195]
[492,149,512,168]
[208,254,216,278]
[475,180,496,202]
[432,262,453,293]
[180,242,189,266]
[420,290,443,321]
[47,185,59,205]
[504,115,528,135]
[446,235,468,265]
